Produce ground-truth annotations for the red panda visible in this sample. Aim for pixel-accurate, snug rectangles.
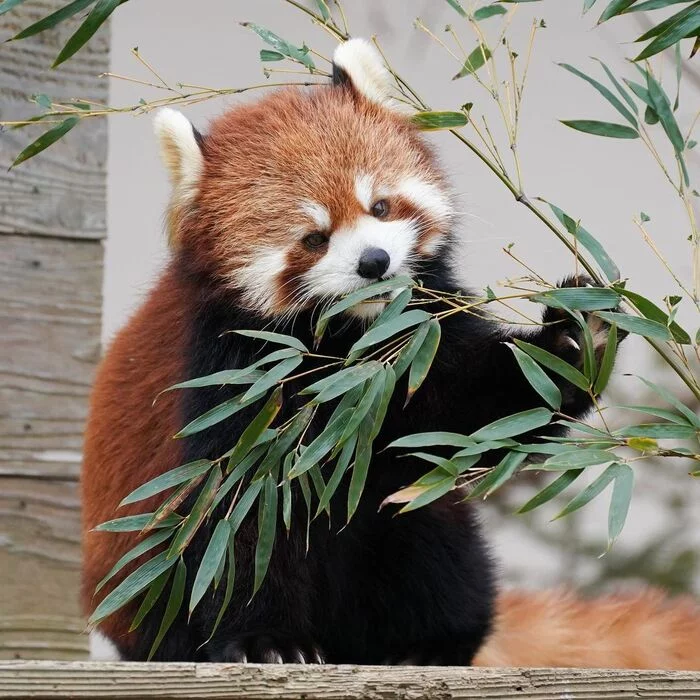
[81,38,691,669]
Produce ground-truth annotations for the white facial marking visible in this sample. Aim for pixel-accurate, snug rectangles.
[394,177,452,223]
[300,201,331,231]
[89,630,122,661]
[236,247,289,313]
[303,216,418,318]
[354,173,374,212]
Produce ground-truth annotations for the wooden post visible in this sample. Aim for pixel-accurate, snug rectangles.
[0,2,109,659]
[1,662,700,699]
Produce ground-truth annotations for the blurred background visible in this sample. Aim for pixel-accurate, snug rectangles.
[1,0,698,659]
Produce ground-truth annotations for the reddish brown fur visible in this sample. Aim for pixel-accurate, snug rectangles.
[81,268,189,649]
[475,588,700,669]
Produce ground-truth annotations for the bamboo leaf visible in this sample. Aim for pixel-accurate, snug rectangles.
[471,408,553,442]
[445,0,467,16]
[599,0,637,22]
[119,460,212,507]
[558,63,637,126]
[645,69,685,153]
[128,568,172,632]
[189,520,230,615]
[619,404,693,425]
[316,433,358,517]
[637,376,700,427]
[12,0,97,40]
[11,117,79,168]
[593,322,618,394]
[543,448,617,470]
[453,44,492,79]
[348,310,432,357]
[532,287,620,311]
[241,23,315,69]
[89,552,176,625]
[260,49,285,61]
[0,0,27,15]
[167,467,222,559]
[147,558,186,660]
[411,111,468,130]
[253,475,278,597]
[474,5,507,19]
[508,343,562,410]
[469,451,527,498]
[302,362,382,402]
[228,479,264,533]
[53,0,124,68]
[635,3,700,60]
[393,320,431,379]
[162,368,264,393]
[593,59,638,115]
[596,311,673,341]
[202,532,235,645]
[616,423,698,439]
[513,339,589,391]
[406,319,441,404]
[241,355,302,402]
[93,513,180,532]
[398,476,457,513]
[95,529,173,594]
[614,287,691,343]
[175,393,255,438]
[517,469,584,513]
[366,288,412,332]
[234,330,308,353]
[389,432,476,449]
[561,119,639,139]
[608,464,634,545]
[554,462,624,519]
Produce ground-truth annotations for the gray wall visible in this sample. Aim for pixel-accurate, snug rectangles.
[107,1,700,591]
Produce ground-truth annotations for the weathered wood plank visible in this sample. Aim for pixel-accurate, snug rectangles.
[1,662,700,699]
[0,1,109,240]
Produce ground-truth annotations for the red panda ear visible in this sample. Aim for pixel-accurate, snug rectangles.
[153,108,204,244]
[332,38,408,114]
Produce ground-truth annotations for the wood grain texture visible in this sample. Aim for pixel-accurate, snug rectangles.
[1,662,700,699]
[0,1,109,240]
[0,0,109,660]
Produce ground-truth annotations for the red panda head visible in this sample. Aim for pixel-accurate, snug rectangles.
[154,39,454,319]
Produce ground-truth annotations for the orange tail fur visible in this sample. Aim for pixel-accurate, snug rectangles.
[474,588,700,670]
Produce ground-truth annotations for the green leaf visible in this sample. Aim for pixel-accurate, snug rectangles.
[338,371,386,444]
[93,513,180,532]
[393,320,431,379]
[119,460,213,507]
[303,362,382,403]
[12,0,97,40]
[411,111,468,130]
[349,310,431,358]
[53,0,124,68]
[398,475,457,513]
[366,288,412,332]
[474,5,508,19]
[162,368,264,393]
[89,551,176,625]
[599,0,636,22]
[596,311,673,341]
[471,408,553,442]
[517,469,583,513]
[316,433,358,517]
[469,451,527,498]
[513,339,589,391]
[242,23,315,69]
[189,520,230,615]
[389,432,476,450]
[234,330,308,353]
[645,69,685,153]
[608,464,634,545]
[623,0,689,11]
[593,59,638,115]
[202,532,235,645]
[316,276,414,337]
[226,387,284,471]
[242,355,302,402]
[532,287,620,311]
[228,479,264,533]
[561,119,639,139]
[637,376,700,427]
[453,45,492,79]
[543,448,617,470]
[129,568,172,632]
[11,117,80,168]
[288,408,354,478]
[635,3,700,61]
[167,467,222,559]
[95,529,173,594]
[147,557,186,660]
[454,439,518,458]
[583,0,599,12]
[0,0,26,14]
[619,404,693,425]
[347,406,376,522]
[548,202,620,282]
[614,287,691,344]
[558,63,637,126]
[260,49,285,61]
[445,0,467,16]
[406,319,441,404]
[555,462,624,519]
[174,393,254,438]
[314,0,331,20]
[252,475,278,597]
[617,423,698,439]
[508,343,562,410]
[593,322,618,394]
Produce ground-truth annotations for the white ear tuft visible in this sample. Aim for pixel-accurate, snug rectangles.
[332,38,406,113]
[153,108,203,195]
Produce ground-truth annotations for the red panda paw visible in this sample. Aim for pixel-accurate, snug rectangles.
[208,633,324,664]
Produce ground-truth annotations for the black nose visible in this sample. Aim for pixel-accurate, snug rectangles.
[357,247,390,279]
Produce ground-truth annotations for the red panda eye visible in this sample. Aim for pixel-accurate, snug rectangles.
[371,200,389,218]
[303,232,329,250]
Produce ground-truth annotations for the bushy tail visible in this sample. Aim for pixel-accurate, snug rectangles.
[474,588,700,670]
